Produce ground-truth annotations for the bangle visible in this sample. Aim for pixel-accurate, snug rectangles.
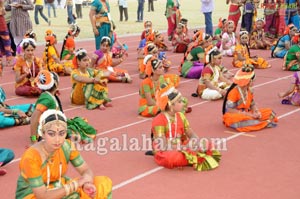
[64,184,70,196]
[30,135,37,142]
[71,181,79,192]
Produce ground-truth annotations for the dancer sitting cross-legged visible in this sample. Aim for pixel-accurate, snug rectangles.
[222,64,278,132]
[71,48,112,110]
[278,71,300,106]
[194,48,232,100]
[91,36,132,83]
[149,83,221,171]
[14,38,43,97]
[233,30,271,69]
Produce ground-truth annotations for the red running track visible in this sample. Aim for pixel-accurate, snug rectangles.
[0,32,300,199]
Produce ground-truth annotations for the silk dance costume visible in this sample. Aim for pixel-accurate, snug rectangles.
[71,48,111,110]
[227,1,242,32]
[16,139,112,199]
[90,0,112,50]
[222,65,278,132]
[151,83,221,171]
[233,31,271,68]
[14,39,43,96]
[139,59,166,117]
[262,0,278,38]
[283,36,300,71]
[180,31,212,79]
[0,86,34,128]
[280,72,300,105]
[43,30,73,75]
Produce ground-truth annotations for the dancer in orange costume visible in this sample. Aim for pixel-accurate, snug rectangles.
[222,65,278,132]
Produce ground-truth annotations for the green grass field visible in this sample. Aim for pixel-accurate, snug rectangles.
[30,0,265,43]
[30,0,234,43]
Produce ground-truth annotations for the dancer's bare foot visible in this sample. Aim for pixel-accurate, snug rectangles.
[104,102,113,107]
[99,105,106,110]
[0,169,7,176]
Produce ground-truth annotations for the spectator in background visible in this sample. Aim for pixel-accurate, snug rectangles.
[0,0,14,67]
[118,0,128,21]
[57,0,62,7]
[137,0,145,22]
[165,0,177,40]
[4,0,16,57]
[46,0,56,18]
[6,0,34,47]
[66,0,75,24]
[34,0,51,25]
[201,0,214,36]
[89,0,111,50]
[148,0,154,12]
[75,0,83,19]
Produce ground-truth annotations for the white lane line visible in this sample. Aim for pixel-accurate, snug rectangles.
[277,108,300,119]
[6,76,297,165]
[97,119,150,136]
[111,103,299,191]
[112,167,164,191]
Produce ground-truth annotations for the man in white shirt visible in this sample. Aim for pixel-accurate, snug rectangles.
[119,0,128,21]
[201,0,214,35]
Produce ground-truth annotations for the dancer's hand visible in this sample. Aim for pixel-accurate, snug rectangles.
[83,182,97,198]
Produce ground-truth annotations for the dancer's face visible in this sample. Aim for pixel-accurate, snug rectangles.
[43,121,67,152]
[227,24,234,33]
[212,54,222,65]
[256,21,263,30]
[240,34,249,45]
[78,55,90,69]
[100,41,110,53]
[24,45,35,59]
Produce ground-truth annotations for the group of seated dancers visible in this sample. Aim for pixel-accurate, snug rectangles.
[0,15,300,198]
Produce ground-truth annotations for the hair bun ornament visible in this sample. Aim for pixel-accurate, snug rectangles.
[75,48,87,57]
[70,23,80,35]
[45,29,53,36]
[180,18,188,24]
[20,38,36,48]
[143,54,153,65]
[206,46,218,63]
[256,17,264,23]
[25,29,36,40]
[155,83,176,111]
[233,64,255,86]
[239,30,249,36]
[35,70,55,90]
[101,36,111,43]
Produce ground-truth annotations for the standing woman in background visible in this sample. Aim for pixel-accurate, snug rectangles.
[0,0,14,67]
[89,0,111,50]
[4,0,16,57]
[5,0,34,46]
[165,0,177,41]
